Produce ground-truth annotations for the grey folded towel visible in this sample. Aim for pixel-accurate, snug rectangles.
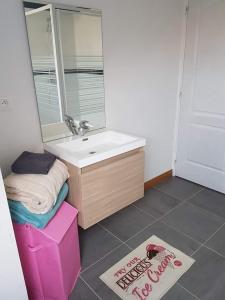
[11,151,57,175]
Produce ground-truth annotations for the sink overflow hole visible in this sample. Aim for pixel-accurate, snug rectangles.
[89,151,96,155]
[82,138,88,141]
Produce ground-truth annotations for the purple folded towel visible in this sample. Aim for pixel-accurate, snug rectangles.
[11,151,56,175]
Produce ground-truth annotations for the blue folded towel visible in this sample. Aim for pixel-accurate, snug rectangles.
[8,183,69,228]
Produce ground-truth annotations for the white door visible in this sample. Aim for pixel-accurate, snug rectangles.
[176,0,225,193]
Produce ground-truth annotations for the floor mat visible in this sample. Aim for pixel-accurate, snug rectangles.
[100,235,195,300]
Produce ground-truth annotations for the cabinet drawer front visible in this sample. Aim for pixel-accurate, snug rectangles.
[81,151,144,227]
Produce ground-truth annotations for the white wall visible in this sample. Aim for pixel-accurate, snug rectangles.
[0,169,28,299]
[0,0,185,180]
[0,0,42,177]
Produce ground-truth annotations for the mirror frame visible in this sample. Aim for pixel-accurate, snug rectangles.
[23,0,106,142]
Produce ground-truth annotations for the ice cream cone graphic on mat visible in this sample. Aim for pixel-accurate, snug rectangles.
[146,243,175,269]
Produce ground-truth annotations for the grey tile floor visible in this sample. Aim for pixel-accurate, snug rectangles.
[69,177,225,300]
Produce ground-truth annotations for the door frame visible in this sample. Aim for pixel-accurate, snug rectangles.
[25,4,66,122]
[172,0,190,176]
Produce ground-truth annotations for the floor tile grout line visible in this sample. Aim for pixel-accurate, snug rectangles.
[156,188,205,220]
[203,244,225,259]
[132,201,181,222]
[133,182,225,297]
[123,190,201,244]
[77,180,222,299]
[177,282,200,300]
[153,185,225,253]
[94,185,225,269]
[160,218,225,259]
[132,194,225,259]
[157,217,206,257]
[134,200,224,258]
[80,243,125,274]
[123,199,188,244]
[151,187,184,203]
[190,244,202,258]
[79,274,103,300]
[80,198,187,277]
[98,209,159,248]
[98,222,144,265]
[201,220,225,252]
[122,187,206,252]
[184,200,225,222]
[203,219,225,242]
[159,219,203,245]
[190,220,225,257]
[123,221,158,244]
[97,222,126,244]
[186,184,225,257]
[94,186,205,259]
[180,187,205,202]
[128,190,205,242]
[158,186,225,258]
[98,223,133,250]
[153,189,224,227]
[188,188,206,200]
[153,186,205,203]
[153,187,180,200]
[159,219,204,257]
[98,203,159,245]
[100,198,186,249]
[131,203,157,219]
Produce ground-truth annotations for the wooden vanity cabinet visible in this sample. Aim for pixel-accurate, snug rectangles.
[63,147,144,229]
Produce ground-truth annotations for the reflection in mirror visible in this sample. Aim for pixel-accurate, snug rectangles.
[57,9,105,128]
[25,6,62,125]
[24,2,106,142]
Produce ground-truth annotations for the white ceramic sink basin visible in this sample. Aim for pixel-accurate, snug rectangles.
[44,130,146,168]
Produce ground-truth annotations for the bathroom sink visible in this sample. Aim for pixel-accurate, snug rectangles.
[44,130,146,168]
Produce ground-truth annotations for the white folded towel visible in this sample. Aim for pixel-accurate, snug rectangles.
[4,159,69,214]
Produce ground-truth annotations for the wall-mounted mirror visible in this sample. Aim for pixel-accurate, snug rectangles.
[24,1,106,142]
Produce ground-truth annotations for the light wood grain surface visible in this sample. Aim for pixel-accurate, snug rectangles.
[63,148,144,229]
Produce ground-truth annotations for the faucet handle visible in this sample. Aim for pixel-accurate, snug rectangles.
[64,114,74,122]
[79,120,94,129]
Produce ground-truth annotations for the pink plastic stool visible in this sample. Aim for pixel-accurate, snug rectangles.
[13,202,81,300]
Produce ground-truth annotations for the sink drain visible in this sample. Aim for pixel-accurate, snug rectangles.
[89,151,96,155]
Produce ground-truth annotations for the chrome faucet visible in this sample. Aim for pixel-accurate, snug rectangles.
[78,120,94,136]
[64,114,78,135]
[64,114,93,136]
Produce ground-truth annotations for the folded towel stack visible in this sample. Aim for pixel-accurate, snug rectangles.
[5,159,69,214]
[4,151,70,228]
[8,183,69,228]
